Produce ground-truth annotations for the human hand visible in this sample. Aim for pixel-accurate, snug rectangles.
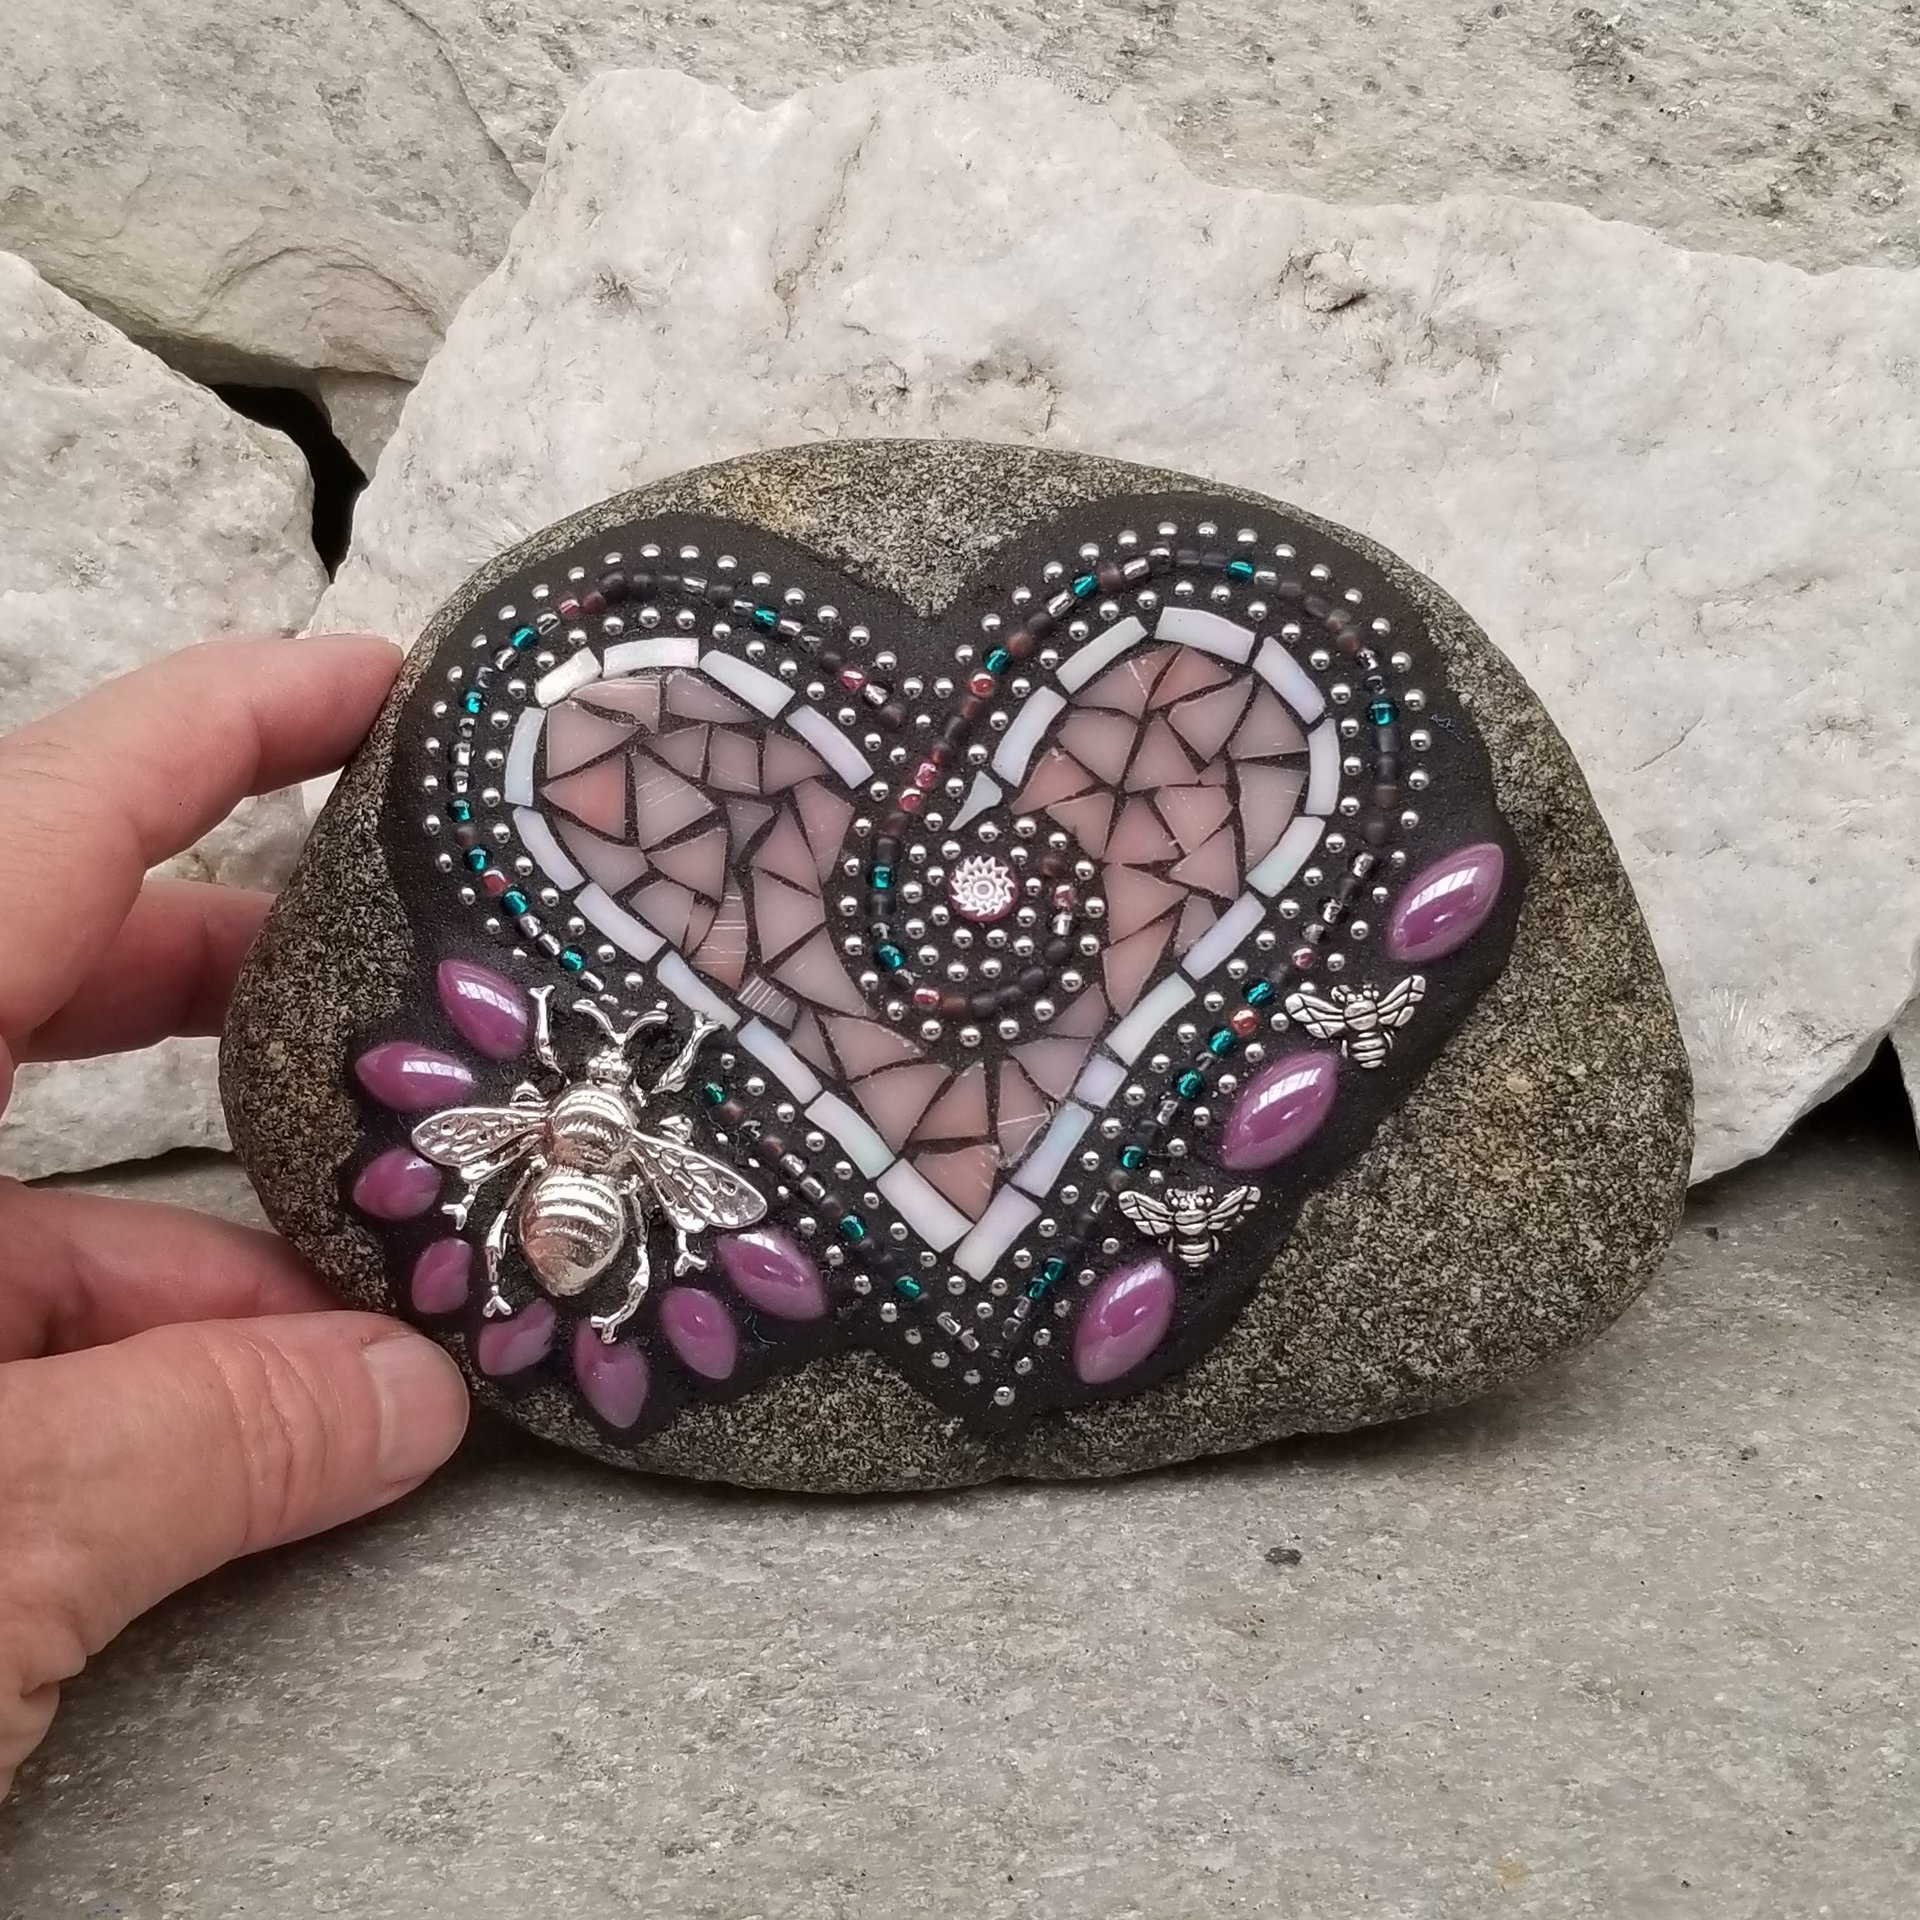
[0,637,470,1803]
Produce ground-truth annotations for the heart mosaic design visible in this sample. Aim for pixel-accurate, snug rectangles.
[347,494,1521,1439]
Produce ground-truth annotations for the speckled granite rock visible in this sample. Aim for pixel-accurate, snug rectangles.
[223,441,1689,1492]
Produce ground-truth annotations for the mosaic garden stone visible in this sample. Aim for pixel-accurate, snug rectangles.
[221,441,1691,1491]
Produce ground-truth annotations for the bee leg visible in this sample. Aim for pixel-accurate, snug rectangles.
[589,1192,653,1343]
[650,1015,721,1098]
[529,984,562,1076]
[671,1224,708,1278]
[480,1164,539,1318]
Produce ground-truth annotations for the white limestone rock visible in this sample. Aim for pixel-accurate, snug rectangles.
[316,67,1920,1181]
[1,3,1912,393]
[0,252,327,1175]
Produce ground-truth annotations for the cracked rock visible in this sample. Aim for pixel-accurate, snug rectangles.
[0,252,326,1175]
[316,66,1920,1180]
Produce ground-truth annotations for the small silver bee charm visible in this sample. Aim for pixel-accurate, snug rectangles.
[1284,974,1427,1069]
[410,987,766,1340]
[1117,1184,1264,1269]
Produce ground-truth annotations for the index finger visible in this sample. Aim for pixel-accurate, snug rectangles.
[0,635,399,1042]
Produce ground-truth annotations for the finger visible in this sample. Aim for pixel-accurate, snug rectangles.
[0,1316,469,1716]
[17,880,271,1064]
[0,1183,333,1362]
[0,634,399,1040]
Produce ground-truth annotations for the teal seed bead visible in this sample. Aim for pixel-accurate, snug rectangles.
[464,848,488,872]
[558,948,586,974]
[1227,557,1255,579]
[448,799,472,823]
[1369,698,1397,725]
[1207,1028,1237,1057]
[839,1213,868,1243]
[752,606,778,630]
[871,865,893,889]
[1119,1144,1146,1171]
[984,647,1010,675]
[1176,1069,1205,1099]
[876,943,906,971]
[1070,572,1096,598]
[502,888,529,915]
[1042,1256,1066,1284]
[1246,980,1275,1007]
[700,1081,726,1107]
[510,625,537,649]
[462,690,485,715]
[894,1276,923,1301]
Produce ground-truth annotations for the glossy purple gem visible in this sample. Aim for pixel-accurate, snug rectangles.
[1218,1050,1339,1172]
[1073,1255,1178,1386]
[658,1286,740,1381]
[474,1299,557,1378]
[354,1041,475,1113]
[574,1322,650,1428]
[714,1227,828,1321]
[1386,841,1506,964]
[410,1238,472,1315]
[351,1148,441,1220]
[437,958,531,1061]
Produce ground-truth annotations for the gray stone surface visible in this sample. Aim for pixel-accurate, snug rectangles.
[0,3,1912,394]
[233,439,1689,1489]
[311,66,1920,1184]
[4,1109,1916,1916]
[0,250,326,1180]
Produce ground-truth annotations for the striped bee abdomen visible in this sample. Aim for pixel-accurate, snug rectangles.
[519,1171,626,1294]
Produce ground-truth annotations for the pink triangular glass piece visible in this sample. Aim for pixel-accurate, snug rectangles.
[545,701,637,779]
[727,797,774,843]
[1169,823,1241,898]
[788,1007,834,1072]
[752,870,826,960]
[794,780,854,881]
[754,810,817,890]
[1016,747,1095,812]
[1175,895,1219,953]
[1012,1033,1093,1101]
[1232,685,1310,759]
[995,1061,1050,1162]
[772,930,865,1015]
[556,818,651,895]
[544,754,629,839]
[911,1062,989,1147]
[856,1062,951,1150]
[683,893,719,953]
[577,677,662,727]
[826,1014,921,1079]
[630,878,702,949]
[914,1144,1000,1218]
[1240,765,1307,863]
[1150,647,1234,707]
[1057,709,1137,784]
[648,823,728,899]
[1103,914,1176,1006]
[692,882,748,988]
[763,732,828,791]
[1108,798,1176,866]
[1048,790,1114,858]
[1158,783,1235,855]
[649,725,709,780]
[629,757,713,847]
[1047,984,1110,1040]
[706,727,761,795]
[1079,645,1168,718]
[1105,867,1186,943]
[665,671,750,723]
[1126,717,1198,790]
[1169,680,1254,763]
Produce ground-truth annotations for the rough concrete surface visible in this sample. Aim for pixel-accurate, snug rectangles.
[1,2,1913,396]
[3,1105,1917,1916]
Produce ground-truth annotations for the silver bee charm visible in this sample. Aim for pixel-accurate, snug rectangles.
[1284,974,1427,1069]
[1117,1184,1263,1269]
[410,987,766,1341]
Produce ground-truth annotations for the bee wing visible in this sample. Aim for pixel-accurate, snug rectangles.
[1117,1189,1176,1238]
[1203,1184,1261,1230]
[1374,974,1427,1028]
[409,1104,545,1171]
[1284,989,1350,1041]
[632,1133,768,1232]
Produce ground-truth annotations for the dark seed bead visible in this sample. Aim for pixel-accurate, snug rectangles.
[1007,629,1037,661]
[882,811,910,836]
[942,715,969,746]
[1199,549,1227,570]
[818,648,843,672]
[1375,752,1401,782]
[717,1099,746,1123]
[880,702,908,729]
[1335,873,1363,903]
[1096,561,1125,591]
[1147,546,1175,575]
[1336,631,1363,657]
[1362,813,1392,846]
[1043,937,1071,964]
[1037,854,1067,879]
[1301,922,1329,946]
[1025,609,1056,640]
[1374,725,1400,752]
[580,590,606,618]
[1372,782,1401,809]
[874,836,900,863]
[1175,547,1201,568]
[1018,965,1048,992]
[1304,593,1332,621]
[1105,1168,1132,1194]
[599,571,628,603]
[703,579,732,605]
[629,570,656,598]
[940,992,969,1019]
[959,694,990,723]
[969,991,997,1020]
[757,1133,787,1161]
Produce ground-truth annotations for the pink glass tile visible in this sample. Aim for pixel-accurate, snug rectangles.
[556,819,651,895]
[648,824,729,899]
[631,877,703,948]
[915,1143,1000,1218]
[858,1062,951,1150]
[727,797,774,842]
[995,1062,1050,1162]
[1240,766,1307,862]
[1057,710,1136,784]
[543,755,629,839]
[794,780,853,880]
[771,931,865,1015]
[1175,895,1218,952]
[1232,685,1310,759]
[753,811,817,890]
[1011,1033,1093,1101]
[1167,681,1253,763]
[629,757,713,847]
[752,872,826,960]
[1081,646,1167,717]
[1150,647,1233,707]
[1015,748,1095,812]
[545,702,637,779]
[1157,784,1234,854]
[1105,868,1186,943]
[1047,985,1110,1040]
[665,671,750,723]
[1103,915,1176,1006]
[911,1063,989,1146]
[578,676,662,727]
[1108,798,1176,866]
[1047,791,1114,857]
[763,731,828,791]
[1169,823,1241,897]
[826,1014,920,1078]
[1126,717,1198,790]
[787,1008,835,1072]
[692,883,749,988]
[705,727,761,794]
[649,725,710,780]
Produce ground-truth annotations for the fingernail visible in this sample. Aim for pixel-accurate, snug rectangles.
[363,1329,470,1486]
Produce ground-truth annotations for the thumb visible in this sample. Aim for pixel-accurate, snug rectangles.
[1,1313,467,1688]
